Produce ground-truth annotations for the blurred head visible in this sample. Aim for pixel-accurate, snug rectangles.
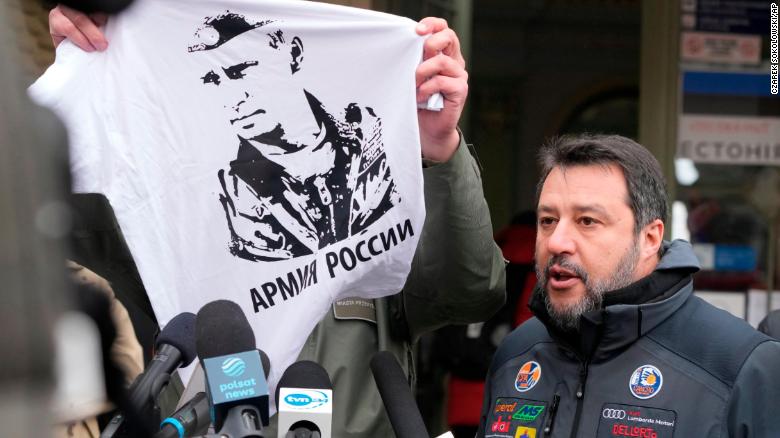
[189,12,317,148]
[534,134,667,330]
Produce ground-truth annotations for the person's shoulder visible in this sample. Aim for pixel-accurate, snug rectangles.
[758,309,780,339]
[489,317,553,374]
[647,294,772,386]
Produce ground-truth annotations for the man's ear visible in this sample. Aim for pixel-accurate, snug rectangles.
[290,36,304,74]
[640,218,664,261]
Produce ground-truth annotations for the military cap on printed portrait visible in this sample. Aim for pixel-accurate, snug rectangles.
[188,11,273,52]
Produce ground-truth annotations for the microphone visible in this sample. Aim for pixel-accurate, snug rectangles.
[156,392,208,438]
[370,351,429,438]
[131,312,197,412]
[101,312,197,437]
[275,361,333,438]
[196,299,270,436]
[156,350,271,438]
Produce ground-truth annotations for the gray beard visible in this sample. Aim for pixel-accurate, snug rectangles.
[536,241,640,331]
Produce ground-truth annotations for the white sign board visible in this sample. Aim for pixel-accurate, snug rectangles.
[681,31,761,65]
[678,114,780,165]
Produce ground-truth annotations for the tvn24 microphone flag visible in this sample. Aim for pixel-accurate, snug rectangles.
[31,0,425,394]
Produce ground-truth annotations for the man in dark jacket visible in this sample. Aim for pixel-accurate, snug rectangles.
[478,134,780,437]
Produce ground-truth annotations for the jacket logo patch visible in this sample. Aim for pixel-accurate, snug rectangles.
[596,403,676,438]
[512,404,545,422]
[629,365,663,399]
[490,415,512,434]
[486,398,548,438]
[514,361,541,392]
[494,398,520,414]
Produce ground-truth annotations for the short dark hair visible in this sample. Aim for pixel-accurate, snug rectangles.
[536,134,668,235]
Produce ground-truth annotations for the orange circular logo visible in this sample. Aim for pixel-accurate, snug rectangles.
[514,361,541,392]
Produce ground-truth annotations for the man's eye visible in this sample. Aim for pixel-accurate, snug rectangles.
[580,217,598,226]
[539,217,557,226]
[201,70,221,86]
[222,61,260,80]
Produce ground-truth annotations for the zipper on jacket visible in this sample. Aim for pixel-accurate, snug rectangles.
[569,362,589,438]
[543,394,560,436]
[406,348,415,386]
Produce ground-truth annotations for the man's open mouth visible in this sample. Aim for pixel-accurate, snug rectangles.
[549,265,579,282]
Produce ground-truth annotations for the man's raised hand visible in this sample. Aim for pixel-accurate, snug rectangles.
[415,17,468,163]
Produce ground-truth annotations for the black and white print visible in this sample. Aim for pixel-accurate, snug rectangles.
[189,12,400,262]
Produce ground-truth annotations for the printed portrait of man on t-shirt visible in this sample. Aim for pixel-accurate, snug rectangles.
[188,11,400,262]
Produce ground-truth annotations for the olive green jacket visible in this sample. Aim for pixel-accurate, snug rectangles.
[274,138,507,437]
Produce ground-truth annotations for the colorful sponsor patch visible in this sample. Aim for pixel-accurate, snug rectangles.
[512,403,545,422]
[490,415,512,434]
[514,361,541,392]
[514,426,537,438]
[596,403,676,438]
[628,365,663,399]
[493,398,521,415]
[485,398,548,438]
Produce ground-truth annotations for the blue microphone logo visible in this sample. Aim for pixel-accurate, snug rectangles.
[221,357,246,377]
[285,393,313,406]
[284,391,330,409]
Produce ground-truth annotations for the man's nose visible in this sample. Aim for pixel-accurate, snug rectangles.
[229,92,251,112]
[546,220,576,256]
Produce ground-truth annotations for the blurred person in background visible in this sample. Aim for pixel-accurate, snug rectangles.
[55,262,144,438]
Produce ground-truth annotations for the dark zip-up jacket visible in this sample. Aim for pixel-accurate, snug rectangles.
[478,240,780,438]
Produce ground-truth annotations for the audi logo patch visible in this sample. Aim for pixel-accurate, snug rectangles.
[602,408,627,419]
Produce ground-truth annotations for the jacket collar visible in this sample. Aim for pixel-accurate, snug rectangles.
[530,240,700,363]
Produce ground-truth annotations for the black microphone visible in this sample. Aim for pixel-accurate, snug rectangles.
[101,312,197,437]
[132,313,197,410]
[275,361,333,438]
[156,392,209,438]
[370,351,429,438]
[196,299,270,437]
[156,350,271,438]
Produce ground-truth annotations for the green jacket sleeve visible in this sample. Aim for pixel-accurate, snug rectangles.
[402,135,507,342]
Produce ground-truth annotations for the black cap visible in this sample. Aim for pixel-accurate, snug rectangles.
[188,11,273,52]
[195,300,256,359]
[156,312,197,366]
[275,361,332,411]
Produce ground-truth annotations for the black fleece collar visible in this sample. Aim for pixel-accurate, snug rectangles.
[529,268,694,362]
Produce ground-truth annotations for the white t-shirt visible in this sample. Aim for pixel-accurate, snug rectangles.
[31,0,425,396]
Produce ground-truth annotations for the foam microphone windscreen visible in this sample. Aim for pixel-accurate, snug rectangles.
[370,351,428,438]
[195,300,256,359]
[156,312,197,366]
[259,349,271,379]
[275,361,332,411]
